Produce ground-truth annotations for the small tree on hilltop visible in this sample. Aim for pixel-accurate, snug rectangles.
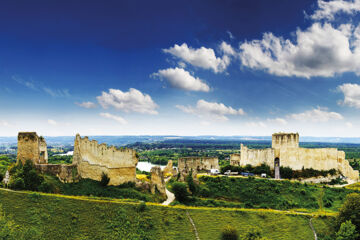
[100,172,110,186]
[336,220,359,240]
[221,225,238,240]
[186,170,197,195]
[338,193,360,232]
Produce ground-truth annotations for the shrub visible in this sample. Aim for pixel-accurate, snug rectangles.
[221,225,238,240]
[38,181,55,193]
[338,193,360,232]
[137,201,147,212]
[0,172,3,182]
[244,227,263,240]
[100,172,110,186]
[9,177,25,190]
[336,220,359,240]
[172,182,189,203]
[280,167,293,179]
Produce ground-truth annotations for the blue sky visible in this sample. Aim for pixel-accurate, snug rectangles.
[1,0,360,137]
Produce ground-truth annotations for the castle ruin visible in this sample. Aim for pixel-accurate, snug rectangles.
[16,132,139,185]
[73,134,138,185]
[230,133,359,181]
[178,157,219,181]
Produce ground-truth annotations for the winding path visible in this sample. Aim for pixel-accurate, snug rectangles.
[309,218,318,240]
[161,177,175,206]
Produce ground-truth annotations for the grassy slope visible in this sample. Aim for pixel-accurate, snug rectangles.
[0,188,335,240]
[193,176,354,212]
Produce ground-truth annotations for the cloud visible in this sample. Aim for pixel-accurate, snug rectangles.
[239,22,360,78]
[267,118,288,125]
[163,43,231,73]
[99,112,127,124]
[227,30,235,39]
[0,121,10,127]
[12,76,38,91]
[152,67,210,92]
[220,41,236,56]
[287,107,343,122]
[176,99,245,121]
[43,87,70,98]
[76,101,97,109]
[246,121,267,128]
[337,83,360,108]
[346,121,353,128]
[311,0,360,21]
[97,88,158,115]
[48,119,57,125]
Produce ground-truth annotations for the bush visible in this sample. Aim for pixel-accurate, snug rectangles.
[0,172,3,182]
[137,201,147,212]
[100,172,110,186]
[338,193,360,232]
[172,182,189,203]
[221,225,238,240]
[336,220,359,240]
[9,177,25,190]
[186,170,197,195]
[280,167,293,179]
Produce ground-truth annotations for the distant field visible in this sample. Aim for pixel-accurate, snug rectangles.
[0,188,336,240]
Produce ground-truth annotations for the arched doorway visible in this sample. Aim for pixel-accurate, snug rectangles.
[274,158,280,179]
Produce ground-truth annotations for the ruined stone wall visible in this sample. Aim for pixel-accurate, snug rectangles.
[272,133,299,149]
[150,166,166,196]
[17,132,40,165]
[230,154,241,166]
[240,144,274,167]
[38,137,48,164]
[73,134,138,185]
[238,132,359,181]
[35,164,78,183]
[178,157,219,181]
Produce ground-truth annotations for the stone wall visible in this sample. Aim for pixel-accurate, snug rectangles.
[230,154,241,166]
[178,157,219,181]
[73,134,138,185]
[150,166,166,196]
[17,132,41,165]
[38,136,48,164]
[35,164,78,183]
[231,133,359,181]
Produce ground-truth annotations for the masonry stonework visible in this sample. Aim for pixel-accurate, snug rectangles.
[178,157,219,181]
[73,134,138,185]
[230,133,359,181]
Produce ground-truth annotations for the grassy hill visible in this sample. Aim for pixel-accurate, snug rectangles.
[0,188,336,240]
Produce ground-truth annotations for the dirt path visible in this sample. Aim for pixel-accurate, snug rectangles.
[161,177,175,206]
[309,218,318,240]
[186,210,200,240]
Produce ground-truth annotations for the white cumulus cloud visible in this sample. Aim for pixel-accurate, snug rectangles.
[76,101,97,109]
[311,0,360,21]
[239,22,360,78]
[99,113,127,124]
[337,83,360,108]
[97,88,158,115]
[267,118,288,125]
[287,107,343,122]
[176,99,245,121]
[152,67,210,92]
[163,43,231,73]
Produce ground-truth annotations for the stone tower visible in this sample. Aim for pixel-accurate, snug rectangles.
[272,132,299,149]
[17,132,48,165]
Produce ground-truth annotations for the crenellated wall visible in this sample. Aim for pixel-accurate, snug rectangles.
[73,134,138,185]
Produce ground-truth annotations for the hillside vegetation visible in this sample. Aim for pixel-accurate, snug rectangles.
[0,188,336,240]
[172,176,356,212]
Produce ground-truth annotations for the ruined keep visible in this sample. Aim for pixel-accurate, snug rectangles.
[150,166,166,196]
[73,134,138,185]
[178,157,219,181]
[17,132,48,165]
[230,132,359,181]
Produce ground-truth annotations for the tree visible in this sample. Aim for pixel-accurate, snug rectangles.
[186,170,197,195]
[100,172,110,186]
[221,225,238,240]
[336,220,359,240]
[338,193,360,232]
[172,182,189,203]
